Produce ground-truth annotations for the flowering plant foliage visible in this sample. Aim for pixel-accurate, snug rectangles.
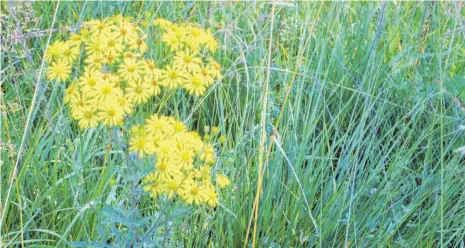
[45,14,230,211]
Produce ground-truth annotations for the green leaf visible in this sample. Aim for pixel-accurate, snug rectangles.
[445,75,465,99]
[101,204,147,227]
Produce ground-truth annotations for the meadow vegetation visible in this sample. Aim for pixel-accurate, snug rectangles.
[1,1,465,247]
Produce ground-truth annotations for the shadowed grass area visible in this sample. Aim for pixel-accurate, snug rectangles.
[2,1,465,247]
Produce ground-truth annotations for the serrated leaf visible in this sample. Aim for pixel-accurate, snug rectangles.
[101,204,148,227]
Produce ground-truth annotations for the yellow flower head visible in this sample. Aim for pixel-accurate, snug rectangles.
[204,185,218,207]
[173,49,202,73]
[98,103,124,126]
[143,173,164,198]
[145,114,172,136]
[153,18,173,29]
[203,29,218,53]
[92,80,119,104]
[115,90,134,114]
[64,78,80,103]
[184,73,207,96]
[216,174,230,189]
[47,59,71,82]
[159,64,188,89]
[84,37,107,56]
[76,105,99,129]
[179,180,207,205]
[125,80,151,104]
[102,32,124,56]
[78,68,103,93]
[129,134,154,157]
[118,58,146,81]
[59,41,80,64]
[128,34,148,53]
[45,40,64,63]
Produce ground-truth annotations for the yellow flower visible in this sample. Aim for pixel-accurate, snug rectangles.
[185,26,206,51]
[108,14,126,25]
[76,105,99,129]
[123,52,142,59]
[79,27,91,42]
[204,185,218,207]
[64,78,80,103]
[174,131,203,152]
[115,91,134,114]
[141,19,149,28]
[179,180,207,205]
[128,35,148,53]
[104,53,119,65]
[216,174,230,189]
[171,25,187,41]
[98,103,124,126]
[154,158,180,181]
[114,20,138,44]
[145,114,172,136]
[208,57,222,80]
[184,73,206,96]
[146,75,162,96]
[203,29,218,53]
[198,63,215,86]
[47,59,71,82]
[172,146,195,171]
[78,68,103,92]
[143,173,164,198]
[86,18,113,36]
[130,124,146,137]
[129,134,154,156]
[68,33,83,47]
[84,37,106,56]
[56,17,225,207]
[102,72,120,85]
[103,33,124,56]
[200,144,216,164]
[155,139,175,161]
[118,58,146,81]
[143,59,161,79]
[195,165,212,182]
[153,18,173,29]
[162,30,184,51]
[170,119,187,136]
[84,54,104,71]
[173,49,202,73]
[92,80,119,104]
[69,92,90,119]
[59,41,80,64]
[159,64,188,88]
[162,174,182,199]
[125,80,151,104]
[45,40,63,62]
[149,132,166,149]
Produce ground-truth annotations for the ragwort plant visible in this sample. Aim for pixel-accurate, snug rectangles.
[45,14,230,245]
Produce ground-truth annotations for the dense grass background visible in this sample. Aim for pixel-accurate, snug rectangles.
[2,1,465,247]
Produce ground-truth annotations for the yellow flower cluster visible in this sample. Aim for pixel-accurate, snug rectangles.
[45,15,230,207]
[155,18,222,95]
[46,15,222,129]
[130,114,229,207]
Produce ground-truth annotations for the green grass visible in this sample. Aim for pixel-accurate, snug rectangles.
[2,1,465,247]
